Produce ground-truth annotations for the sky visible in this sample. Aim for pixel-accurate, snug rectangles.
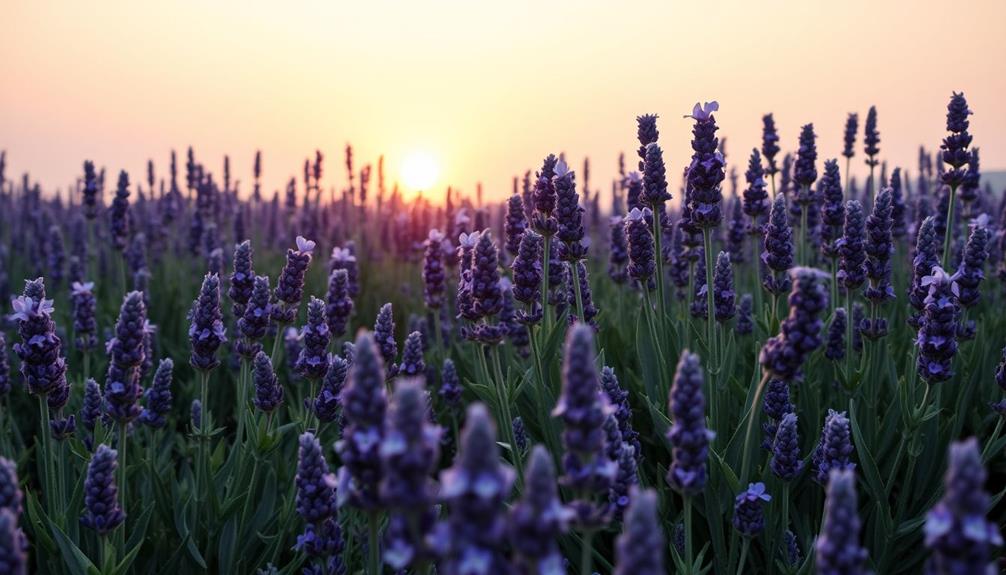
[2,0,1004,204]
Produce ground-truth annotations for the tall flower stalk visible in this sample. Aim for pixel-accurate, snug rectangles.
[940,92,972,267]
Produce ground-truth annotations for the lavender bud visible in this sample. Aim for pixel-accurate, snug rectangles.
[625,208,655,285]
[139,359,173,428]
[296,432,337,524]
[80,444,125,535]
[952,224,989,308]
[238,275,271,354]
[296,298,331,381]
[838,200,867,292]
[684,102,723,228]
[733,482,771,537]
[736,294,754,335]
[398,331,425,377]
[759,267,829,381]
[422,230,447,310]
[771,413,803,481]
[336,331,387,511]
[228,240,255,318]
[825,308,848,361]
[312,355,345,424]
[842,113,858,159]
[667,351,713,496]
[252,351,283,413]
[761,196,794,295]
[761,114,781,175]
[863,105,880,167]
[373,303,398,372]
[188,274,226,372]
[273,236,315,323]
[438,359,462,412]
[509,445,572,574]
[815,469,869,574]
[743,149,770,228]
[915,267,959,384]
[713,251,735,322]
[614,488,664,575]
[811,410,855,485]
[325,270,354,339]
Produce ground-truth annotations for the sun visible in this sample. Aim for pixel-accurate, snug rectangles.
[401,150,440,191]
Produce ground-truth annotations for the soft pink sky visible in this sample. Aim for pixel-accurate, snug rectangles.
[2,0,1004,203]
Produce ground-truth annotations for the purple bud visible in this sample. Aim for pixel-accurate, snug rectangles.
[336,331,387,511]
[296,432,337,524]
[667,351,712,496]
[252,351,283,413]
[771,413,803,481]
[614,488,664,575]
[811,410,855,485]
[188,274,226,372]
[509,445,572,573]
[759,267,829,381]
[80,444,125,535]
[842,113,858,159]
[139,359,173,428]
[815,469,869,574]
[733,482,771,537]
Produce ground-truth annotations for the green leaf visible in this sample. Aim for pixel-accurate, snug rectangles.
[46,517,100,575]
[23,490,56,554]
[849,400,892,540]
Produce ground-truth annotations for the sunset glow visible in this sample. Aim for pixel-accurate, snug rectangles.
[400,150,440,192]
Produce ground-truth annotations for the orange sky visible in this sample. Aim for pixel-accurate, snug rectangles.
[2,0,1004,204]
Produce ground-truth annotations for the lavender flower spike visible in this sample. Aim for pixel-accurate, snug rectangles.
[811,409,856,485]
[80,444,126,535]
[103,291,147,422]
[915,266,959,384]
[685,101,724,228]
[422,229,447,310]
[296,297,331,381]
[770,413,803,481]
[625,208,655,286]
[509,445,573,575]
[924,438,1002,574]
[336,331,387,511]
[816,469,869,574]
[0,509,25,575]
[733,482,771,537]
[667,351,713,496]
[139,358,173,428]
[713,251,735,322]
[252,351,283,413]
[295,432,337,524]
[272,236,315,324]
[373,303,398,373]
[189,274,226,372]
[761,195,793,295]
[759,267,830,382]
[613,488,664,575]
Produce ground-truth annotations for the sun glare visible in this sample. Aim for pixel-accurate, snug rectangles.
[401,150,440,191]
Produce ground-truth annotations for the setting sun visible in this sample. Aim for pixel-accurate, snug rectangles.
[400,150,440,191]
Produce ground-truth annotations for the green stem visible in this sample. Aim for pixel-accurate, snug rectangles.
[580,530,595,575]
[739,373,771,486]
[941,184,957,269]
[735,539,751,575]
[982,418,1004,462]
[38,398,53,516]
[652,208,667,336]
[571,260,586,325]
[117,422,128,558]
[684,496,694,571]
[367,512,381,575]
[490,346,522,480]
[541,235,553,334]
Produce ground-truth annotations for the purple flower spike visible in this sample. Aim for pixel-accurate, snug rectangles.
[511,229,543,321]
[713,251,735,322]
[296,297,331,381]
[139,359,173,428]
[71,281,98,353]
[325,270,353,340]
[625,208,655,286]
[373,303,398,373]
[816,469,869,575]
[614,488,664,575]
[188,274,226,372]
[380,378,440,513]
[80,444,125,535]
[422,230,447,310]
[771,413,803,481]
[811,409,855,485]
[915,266,959,384]
[509,445,572,575]
[273,237,314,324]
[667,351,713,496]
[762,114,781,175]
[336,331,387,511]
[794,124,818,191]
[941,92,972,189]
[553,323,615,529]
[228,240,255,318]
[842,113,858,159]
[743,149,770,229]
[864,106,880,168]
[820,160,845,259]
[104,291,148,423]
[733,482,771,537]
[398,331,425,377]
[925,438,1003,574]
[685,102,724,229]
[11,279,67,398]
[759,267,829,381]
[908,217,939,324]
[838,200,867,292]
[761,196,794,295]
[433,403,514,575]
[252,351,283,413]
[952,223,989,309]
[312,355,345,424]
[296,432,337,524]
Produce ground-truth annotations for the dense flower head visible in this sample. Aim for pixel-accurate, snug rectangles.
[761,378,793,449]
[924,438,1002,574]
[916,266,960,384]
[228,240,255,317]
[509,445,572,574]
[252,351,283,413]
[336,331,387,510]
[80,444,125,535]
[471,231,503,320]
[398,331,425,377]
[312,355,346,424]
[761,113,781,174]
[771,413,804,481]
[941,92,973,188]
[863,105,880,165]
[625,171,643,212]
[237,275,271,357]
[295,517,344,561]
[109,170,131,251]
[641,142,672,212]
[71,281,99,352]
[532,155,559,221]
[380,378,440,512]
[825,308,848,361]
[601,366,641,465]
[104,291,148,422]
[837,200,867,291]
[636,114,659,168]
[139,358,173,428]
[11,279,67,397]
[733,482,772,537]
[794,123,818,190]
[820,160,845,257]
[736,293,754,335]
[0,507,25,575]
[816,469,869,575]
[760,267,830,381]
[296,297,331,380]
[329,245,359,298]
[80,378,103,433]
[438,358,462,410]
[188,274,226,371]
[434,403,514,575]
[952,223,989,308]
[864,188,895,306]
[762,195,794,294]
[504,194,527,257]
[422,229,447,310]
[325,269,353,339]
[909,217,940,317]
[553,323,615,527]
[743,148,770,226]
[625,208,655,285]
[511,228,543,306]
[811,410,856,485]
[713,251,736,321]
[889,167,907,238]
[553,160,587,260]
[373,303,398,371]
[960,147,981,204]
[614,488,664,575]
[685,102,724,228]
[842,113,858,158]
[296,432,337,524]
[667,350,713,496]
[0,458,21,517]
[273,236,315,322]
[82,160,99,220]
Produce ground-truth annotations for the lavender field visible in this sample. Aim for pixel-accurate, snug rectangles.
[0,91,1003,575]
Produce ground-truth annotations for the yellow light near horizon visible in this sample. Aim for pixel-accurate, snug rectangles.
[401,151,439,191]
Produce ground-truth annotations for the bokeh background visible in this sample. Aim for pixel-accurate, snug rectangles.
[2,0,1004,201]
